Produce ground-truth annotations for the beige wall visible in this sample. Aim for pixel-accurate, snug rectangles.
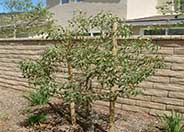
[48,0,127,26]
[47,0,176,26]
[1,38,184,115]
[46,0,60,8]
[127,0,175,19]
[127,0,159,19]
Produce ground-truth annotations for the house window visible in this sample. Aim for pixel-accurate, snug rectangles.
[141,27,184,35]
[168,28,184,35]
[60,0,80,5]
[144,29,166,35]
[60,0,69,4]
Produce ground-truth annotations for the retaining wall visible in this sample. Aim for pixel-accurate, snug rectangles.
[0,37,184,115]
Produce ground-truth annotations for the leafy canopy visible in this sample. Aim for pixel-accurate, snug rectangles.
[20,12,163,106]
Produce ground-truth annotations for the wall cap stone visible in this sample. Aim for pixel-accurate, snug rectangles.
[1,35,184,42]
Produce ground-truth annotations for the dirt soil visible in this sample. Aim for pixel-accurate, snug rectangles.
[0,87,29,132]
[0,87,160,132]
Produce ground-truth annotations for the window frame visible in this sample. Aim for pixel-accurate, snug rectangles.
[140,27,184,36]
[168,27,184,35]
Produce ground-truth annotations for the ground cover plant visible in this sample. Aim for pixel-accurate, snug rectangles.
[160,111,184,132]
[19,11,164,132]
[26,113,47,126]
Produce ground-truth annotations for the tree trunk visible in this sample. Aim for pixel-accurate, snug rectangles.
[86,102,95,132]
[11,14,16,39]
[70,102,77,129]
[68,65,77,130]
[109,22,118,132]
[13,24,16,38]
[67,54,77,130]
[109,99,115,132]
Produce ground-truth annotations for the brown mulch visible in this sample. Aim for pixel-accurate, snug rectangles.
[0,87,160,132]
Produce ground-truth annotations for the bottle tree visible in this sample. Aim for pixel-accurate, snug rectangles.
[20,12,164,132]
[20,12,99,131]
[20,29,80,130]
[72,12,164,132]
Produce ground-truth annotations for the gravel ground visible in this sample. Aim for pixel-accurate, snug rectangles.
[95,106,159,132]
[0,87,159,132]
[0,87,29,132]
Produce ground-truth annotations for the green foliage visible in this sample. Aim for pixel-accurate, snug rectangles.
[157,0,184,15]
[0,0,53,38]
[19,48,61,106]
[2,0,33,12]
[74,39,163,100]
[70,13,163,101]
[20,12,164,131]
[20,11,163,106]
[19,47,68,97]
[24,90,50,106]
[26,113,47,126]
[156,0,184,30]
[160,111,184,132]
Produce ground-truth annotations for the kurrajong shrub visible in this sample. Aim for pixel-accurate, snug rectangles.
[20,11,164,132]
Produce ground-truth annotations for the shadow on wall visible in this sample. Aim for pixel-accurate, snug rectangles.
[81,0,121,3]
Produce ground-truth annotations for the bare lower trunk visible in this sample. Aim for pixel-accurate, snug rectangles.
[109,100,115,132]
[70,102,77,130]
[13,24,16,38]
[67,58,77,130]
[86,103,95,132]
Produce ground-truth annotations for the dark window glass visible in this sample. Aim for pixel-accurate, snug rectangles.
[168,28,184,35]
[93,32,101,36]
[61,0,69,4]
[144,29,166,35]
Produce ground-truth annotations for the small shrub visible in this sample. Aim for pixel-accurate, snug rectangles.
[26,113,47,126]
[24,90,49,106]
[20,12,164,132]
[160,111,184,132]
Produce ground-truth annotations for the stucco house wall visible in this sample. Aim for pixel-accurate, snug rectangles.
[46,0,60,8]
[47,0,179,35]
[126,0,159,19]
[47,0,175,26]
[47,0,127,26]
